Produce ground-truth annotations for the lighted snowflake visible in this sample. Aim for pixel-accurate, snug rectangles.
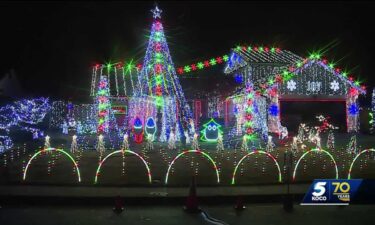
[330,80,340,91]
[287,80,297,91]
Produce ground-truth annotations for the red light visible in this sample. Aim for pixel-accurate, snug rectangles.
[216,57,223,64]
[204,61,210,67]
[191,64,197,71]
[177,67,184,74]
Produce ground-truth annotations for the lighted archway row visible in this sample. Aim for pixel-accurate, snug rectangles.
[94,149,152,184]
[165,150,220,184]
[348,148,375,179]
[23,148,81,182]
[293,148,338,181]
[231,150,282,185]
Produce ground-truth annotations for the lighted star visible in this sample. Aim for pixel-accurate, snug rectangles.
[151,6,162,19]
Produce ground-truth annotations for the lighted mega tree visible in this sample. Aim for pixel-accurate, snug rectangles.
[137,6,192,141]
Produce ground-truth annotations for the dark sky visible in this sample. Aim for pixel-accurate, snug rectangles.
[1,1,375,102]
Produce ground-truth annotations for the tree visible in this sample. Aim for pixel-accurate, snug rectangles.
[138,6,192,141]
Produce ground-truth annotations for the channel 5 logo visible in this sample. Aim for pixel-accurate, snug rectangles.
[301,179,362,205]
[311,182,328,201]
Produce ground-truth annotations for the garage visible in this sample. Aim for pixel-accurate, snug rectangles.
[279,100,346,134]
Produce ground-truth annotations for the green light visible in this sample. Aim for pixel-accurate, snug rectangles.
[222,55,229,61]
[271,47,275,53]
[197,62,204,69]
[316,54,321,59]
[328,63,335,69]
[355,81,360,86]
[342,72,347,77]
[245,133,257,141]
[246,121,253,127]
[200,118,223,142]
[268,79,274,85]
[309,53,315,59]
[282,71,288,76]
[259,47,264,52]
[155,53,162,58]
[247,46,252,51]
[236,46,241,51]
[296,61,302,67]
[184,65,191,73]
[155,97,164,107]
[210,58,217,66]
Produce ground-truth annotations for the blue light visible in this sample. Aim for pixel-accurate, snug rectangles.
[269,104,279,116]
[348,103,359,116]
[234,74,243,84]
[134,117,143,128]
[146,117,155,127]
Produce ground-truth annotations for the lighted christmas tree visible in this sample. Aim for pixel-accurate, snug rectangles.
[326,130,335,150]
[137,6,192,141]
[291,136,298,154]
[96,134,105,153]
[346,135,357,154]
[265,135,275,153]
[146,133,154,151]
[168,130,176,150]
[70,135,78,153]
[121,133,130,150]
[216,134,224,152]
[184,130,191,145]
[192,133,199,150]
[241,135,248,152]
[44,135,50,149]
[96,76,110,134]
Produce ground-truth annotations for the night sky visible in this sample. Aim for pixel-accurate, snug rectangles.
[1,1,375,103]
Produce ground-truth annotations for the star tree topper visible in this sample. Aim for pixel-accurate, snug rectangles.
[151,6,162,19]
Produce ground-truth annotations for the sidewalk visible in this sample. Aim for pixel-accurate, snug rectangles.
[0,184,309,198]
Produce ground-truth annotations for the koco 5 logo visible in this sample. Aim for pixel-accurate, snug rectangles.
[312,182,327,201]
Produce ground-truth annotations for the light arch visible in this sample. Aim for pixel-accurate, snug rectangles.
[293,148,338,181]
[231,150,282,185]
[348,148,375,179]
[165,150,220,184]
[94,149,152,184]
[23,148,81,182]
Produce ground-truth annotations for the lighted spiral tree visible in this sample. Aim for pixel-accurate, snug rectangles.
[137,6,192,141]
[96,76,110,134]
